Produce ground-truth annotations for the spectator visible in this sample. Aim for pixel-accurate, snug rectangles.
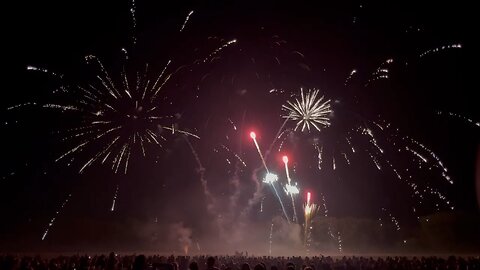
[206,257,219,270]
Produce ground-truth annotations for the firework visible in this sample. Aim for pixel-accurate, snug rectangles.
[250,132,290,221]
[42,194,72,240]
[283,155,299,222]
[284,184,300,195]
[282,88,332,132]
[303,192,319,247]
[344,69,357,86]
[250,131,268,172]
[381,208,401,231]
[261,174,290,223]
[263,172,279,184]
[341,152,351,165]
[436,111,479,128]
[365,58,393,86]
[111,185,119,211]
[15,7,244,175]
[21,37,237,175]
[337,231,343,252]
[268,222,274,255]
[419,43,462,58]
[316,145,323,170]
[37,56,202,174]
[276,84,459,239]
[220,144,247,167]
[179,10,194,32]
[129,0,137,44]
[200,39,237,64]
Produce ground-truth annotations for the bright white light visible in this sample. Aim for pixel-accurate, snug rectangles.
[282,88,332,132]
[284,183,300,195]
[263,172,278,184]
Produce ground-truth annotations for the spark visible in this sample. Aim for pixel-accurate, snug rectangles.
[304,192,319,247]
[407,136,453,184]
[284,184,300,195]
[220,144,246,167]
[250,132,289,221]
[283,155,290,181]
[406,146,428,163]
[129,0,137,44]
[337,231,343,252]
[42,194,71,240]
[278,136,287,152]
[268,222,274,255]
[360,127,384,153]
[151,60,172,98]
[263,172,278,184]
[320,194,329,217]
[250,131,268,172]
[344,69,357,85]
[282,88,332,132]
[365,59,393,86]
[111,185,119,211]
[382,208,401,231]
[385,159,402,180]
[419,43,462,58]
[26,66,62,78]
[227,118,237,130]
[179,10,194,32]
[345,136,355,153]
[6,102,37,111]
[201,39,237,64]
[437,111,479,128]
[372,120,384,130]
[121,48,128,60]
[161,125,200,139]
[283,155,299,222]
[316,145,323,170]
[260,197,264,212]
[341,152,351,165]
[321,193,335,242]
[25,54,200,173]
[263,172,290,222]
[367,151,382,170]
[79,136,120,174]
[43,104,79,112]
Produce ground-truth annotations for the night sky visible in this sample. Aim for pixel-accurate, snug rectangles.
[1,0,478,253]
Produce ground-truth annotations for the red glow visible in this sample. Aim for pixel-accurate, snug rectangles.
[250,131,256,139]
[282,155,289,163]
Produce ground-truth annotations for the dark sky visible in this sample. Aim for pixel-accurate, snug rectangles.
[0,0,478,252]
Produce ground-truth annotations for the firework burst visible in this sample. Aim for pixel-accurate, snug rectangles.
[14,8,242,175]
[271,48,466,241]
[282,88,332,132]
[303,192,318,248]
[25,55,201,175]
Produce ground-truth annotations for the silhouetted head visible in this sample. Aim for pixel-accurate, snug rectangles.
[133,255,146,270]
[207,257,216,268]
[241,263,250,270]
[254,264,265,270]
[189,261,199,270]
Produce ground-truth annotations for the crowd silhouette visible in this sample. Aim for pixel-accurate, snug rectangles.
[1,253,479,270]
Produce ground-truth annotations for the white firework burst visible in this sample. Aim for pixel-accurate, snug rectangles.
[23,56,201,175]
[282,88,332,132]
